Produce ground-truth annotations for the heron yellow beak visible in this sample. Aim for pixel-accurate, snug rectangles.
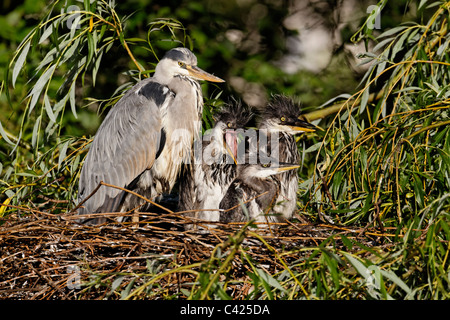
[224,130,238,165]
[288,126,316,133]
[285,118,319,133]
[297,116,324,131]
[224,143,238,165]
[187,65,225,82]
[274,164,301,173]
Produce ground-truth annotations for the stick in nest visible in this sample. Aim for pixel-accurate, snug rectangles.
[67,181,174,222]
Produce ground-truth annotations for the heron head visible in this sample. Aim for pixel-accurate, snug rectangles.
[214,99,253,131]
[241,162,300,179]
[212,100,253,163]
[262,94,317,134]
[155,47,224,83]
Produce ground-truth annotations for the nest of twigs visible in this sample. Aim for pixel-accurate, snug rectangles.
[1,204,385,300]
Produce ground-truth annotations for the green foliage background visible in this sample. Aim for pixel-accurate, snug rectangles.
[0,0,449,299]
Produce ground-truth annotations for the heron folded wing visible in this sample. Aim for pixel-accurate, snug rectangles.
[78,79,173,217]
[219,181,245,223]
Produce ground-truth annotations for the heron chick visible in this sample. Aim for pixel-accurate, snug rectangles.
[257,95,316,222]
[219,161,300,224]
[179,100,253,229]
[77,48,224,224]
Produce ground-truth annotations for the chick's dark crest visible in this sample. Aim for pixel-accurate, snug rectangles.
[262,94,303,122]
[215,99,254,129]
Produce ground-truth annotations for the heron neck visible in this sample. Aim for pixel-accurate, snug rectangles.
[153,64,172,85]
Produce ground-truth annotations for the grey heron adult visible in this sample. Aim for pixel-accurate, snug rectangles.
[219,161,300,224]
[179,100,253,229]
[256,95,316,222]
[77,47,224,224]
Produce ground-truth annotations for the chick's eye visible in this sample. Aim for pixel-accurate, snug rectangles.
[280,116,286,122]
[262,163,270,168]
[178,61,185,67]
[227,122,233,128]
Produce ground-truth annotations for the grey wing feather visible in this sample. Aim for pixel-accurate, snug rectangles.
[219,181,245,223]
[178,164,197,213]
[78,79,171,218]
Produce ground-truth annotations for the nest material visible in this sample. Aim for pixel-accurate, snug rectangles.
[0,208,382,300]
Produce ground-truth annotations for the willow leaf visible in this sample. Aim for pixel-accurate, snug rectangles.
[12,41,31,88]
[43,95,56,123]
[28,65,56,114]
[359,86,369,114]
[31,115,42,148]
[38,23,53,44]
[0,121,14,145]
[58,140,70,170]
[69,80,78,119]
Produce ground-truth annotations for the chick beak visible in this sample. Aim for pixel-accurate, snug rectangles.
[224,130,238,165]
[274,164,301,173]
[287,119,318,133]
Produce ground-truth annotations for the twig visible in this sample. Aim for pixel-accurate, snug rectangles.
[320,176,337,211]
[68,182,102,214]
[29,264,66,299]
[99,181,173,213]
